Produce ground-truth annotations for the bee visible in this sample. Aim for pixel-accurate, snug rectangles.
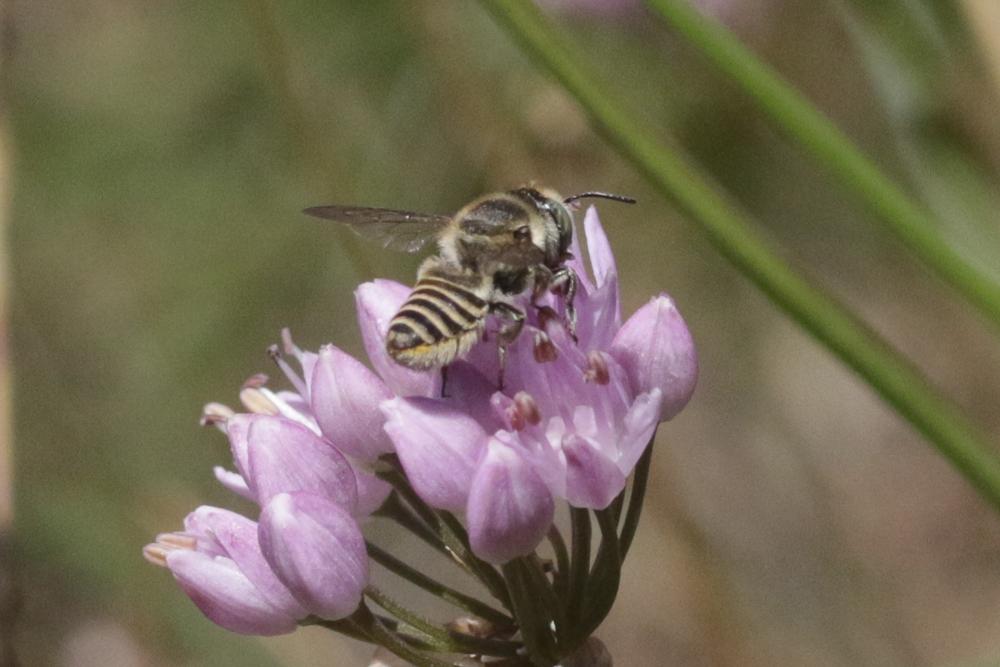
[304,186,634,387]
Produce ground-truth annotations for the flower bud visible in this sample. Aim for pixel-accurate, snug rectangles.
[610,294,697,421]
[467,438,555,564]
[246,416,358,513]
[258,492,368,620]
[166,550,299,635]
[310,344,395,460]
[381,397,487,512]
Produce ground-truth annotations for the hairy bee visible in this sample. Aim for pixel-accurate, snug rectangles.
[304,186,634,386]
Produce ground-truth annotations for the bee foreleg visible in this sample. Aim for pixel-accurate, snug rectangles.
[440,364,450,398]
[489,302,525,390]
[550,267,578,341]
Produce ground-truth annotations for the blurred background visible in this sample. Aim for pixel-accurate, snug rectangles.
[4,0,1000,665]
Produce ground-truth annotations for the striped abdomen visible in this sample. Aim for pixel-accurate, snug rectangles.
[386,276,490,369]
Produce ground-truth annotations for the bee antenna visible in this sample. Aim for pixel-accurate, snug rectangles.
[563,191,637,206]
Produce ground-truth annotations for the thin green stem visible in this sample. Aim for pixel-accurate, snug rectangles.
[546,525,571,601]
[644,0,1000,333]
[578,509,623,642]
[565,508,592,631]
[619,441,655,561]
[481,0,1000,514]
[348,603,457,667]
[380,468,512,608]
[366,541,513,627]
[501,560,558,666]
[365,585,522,658]
[375,492,450,557]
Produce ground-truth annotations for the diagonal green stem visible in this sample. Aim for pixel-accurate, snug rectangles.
[365,585,522,658]
[546,525,571,601]
[480,0,1000,514]
[643,0,1000,333]
[366,541,514,627]
[347,603,456,667]
[619,440,655,560]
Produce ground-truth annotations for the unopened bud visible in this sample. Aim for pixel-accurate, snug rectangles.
[533,331,558,363]
[514,391,542,426]
[583,351,610,385]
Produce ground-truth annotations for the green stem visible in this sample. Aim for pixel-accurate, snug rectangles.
[366,541,514,627]
[501,560,558,666]
[565,508,592,631]
[644,0,1000,333]
[619,441,655,561]
[375,492,450,557]
[365,585,522,658]
[546,525,571,601]
[481,0,1000,514]
[348,603,457,667]
[380,468,512,608]
[578,509,623,643]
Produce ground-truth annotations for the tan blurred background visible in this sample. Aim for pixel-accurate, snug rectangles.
[4,0,1000,665]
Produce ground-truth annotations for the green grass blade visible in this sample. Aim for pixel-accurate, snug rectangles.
[644,0,1000,333]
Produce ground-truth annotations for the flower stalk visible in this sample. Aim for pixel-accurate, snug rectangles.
[146,205,695,664]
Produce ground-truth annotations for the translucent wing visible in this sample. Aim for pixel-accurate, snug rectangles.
[303,205,451,253]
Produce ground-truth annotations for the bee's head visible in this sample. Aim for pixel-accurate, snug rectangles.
[515,187,575,267]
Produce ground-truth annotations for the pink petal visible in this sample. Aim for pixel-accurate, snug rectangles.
[355,280,438,398]
[185,506,306,619]
[213,466,255,501]
[610,294,697,421]
[467,438,555,564]
[614,389,661,475]
[258,492,368,620]
[562,434,626,509]
[381,397,487,512]
[166,550,297,636]
[310,344,395,460]
[583,206,616,289]
[247,416,359,514]
[354,467,393,518]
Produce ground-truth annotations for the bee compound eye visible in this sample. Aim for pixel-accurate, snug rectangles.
[514,226,531,241]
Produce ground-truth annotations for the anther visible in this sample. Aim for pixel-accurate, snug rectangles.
[266,343,281,360]
[533,331,558,363]
[584,351,610,385]
[447,617,498,639]
[239,387,280,415]
[242,373,269,389]
[200,402,234,427]
[536,305,559,331]
[514,391,541,426]
[142,544,169,567]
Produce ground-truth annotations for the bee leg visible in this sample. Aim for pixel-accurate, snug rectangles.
[440,365,450,398]
[550,267,579,341]
[489,302,526,390]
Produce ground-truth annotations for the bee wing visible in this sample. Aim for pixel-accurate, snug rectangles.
[303,205,450,254]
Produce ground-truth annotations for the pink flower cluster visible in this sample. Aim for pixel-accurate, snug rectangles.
[144,207,697,638]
